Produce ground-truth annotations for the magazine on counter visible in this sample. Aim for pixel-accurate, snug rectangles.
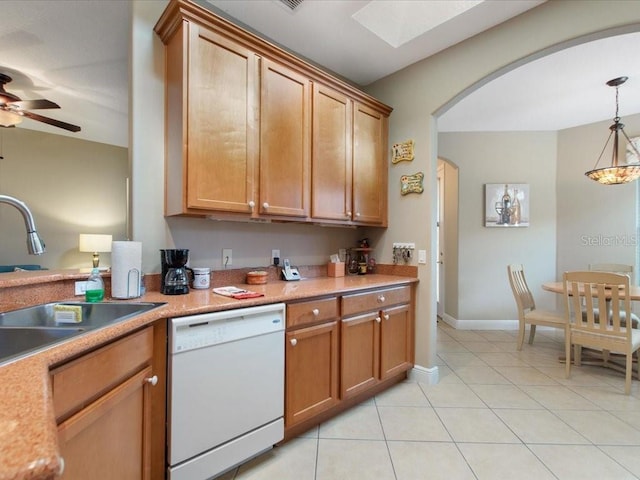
[212,286,264,299]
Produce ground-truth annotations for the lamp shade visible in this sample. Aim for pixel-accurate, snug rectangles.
[585,76,640,185]
[0,110,22,127]
[79,234,113,253]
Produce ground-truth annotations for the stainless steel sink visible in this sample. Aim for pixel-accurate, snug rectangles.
[0,301,165,364]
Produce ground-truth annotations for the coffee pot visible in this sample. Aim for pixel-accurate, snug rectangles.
[161,249,193,295]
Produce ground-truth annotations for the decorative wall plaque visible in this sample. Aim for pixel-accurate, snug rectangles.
[392,139,415,164]
[400,172,424,195]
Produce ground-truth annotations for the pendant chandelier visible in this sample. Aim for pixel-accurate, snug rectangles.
[585,76,640,185]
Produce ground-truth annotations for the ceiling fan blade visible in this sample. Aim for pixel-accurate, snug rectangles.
[20,110,81,132]
[11,99,60,110]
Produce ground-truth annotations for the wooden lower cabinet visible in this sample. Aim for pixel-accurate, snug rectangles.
[51,323,165,480]
[380,303,412,379]
[340,312,380,399]
[285,321,339,426]
[285,285,415,438]
[341,286,413,398]
[57,366,153,480]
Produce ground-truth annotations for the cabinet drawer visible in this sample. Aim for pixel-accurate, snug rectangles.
[287,297,339,328]
[342,286,411,317]
[51,327,154,422]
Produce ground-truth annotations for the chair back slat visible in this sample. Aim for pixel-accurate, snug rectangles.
[508,264,535,312]
[563,271,631,340]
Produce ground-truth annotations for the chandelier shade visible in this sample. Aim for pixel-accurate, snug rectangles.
[585,76,640,185]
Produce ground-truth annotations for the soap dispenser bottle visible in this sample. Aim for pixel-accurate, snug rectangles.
[85,268,105,302]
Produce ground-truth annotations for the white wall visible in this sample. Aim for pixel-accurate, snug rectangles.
[439,131,557,323]
[131,1,640,369]
[0,128,127,269]
[366,1,640,367]
[557,114,640,281]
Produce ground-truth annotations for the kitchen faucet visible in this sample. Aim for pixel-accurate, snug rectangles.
[0,195,46,255]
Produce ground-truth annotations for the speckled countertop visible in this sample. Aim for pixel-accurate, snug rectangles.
[0,267,417,480]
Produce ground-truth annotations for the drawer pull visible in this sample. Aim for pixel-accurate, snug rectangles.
[375,316,381,323]
[377,295,386,303]
[355,212,361,217]
[384,314,390,320]
[145,375,158,386]
[290,338,298,346]
[263,202,270,209]
[312,308,320,316]
[248,200,255,209]
[346,211,352,217]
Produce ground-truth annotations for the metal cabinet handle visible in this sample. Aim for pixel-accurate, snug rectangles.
[145,375,158,386]
[290,338,297,346]
[312,308,320,316]
[375,316,381,323]
[377,295,385,303]
[384,314,390,320]
[263,202,270,209]
[248,200,255,209]
[346,211,352,217]
[355,212,361,217]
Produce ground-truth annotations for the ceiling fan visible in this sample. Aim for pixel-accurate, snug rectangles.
[0,73,81,132]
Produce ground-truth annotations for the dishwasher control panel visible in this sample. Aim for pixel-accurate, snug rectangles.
[170,303,285,354]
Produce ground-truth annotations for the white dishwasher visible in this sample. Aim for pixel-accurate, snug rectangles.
[167,303,285,480]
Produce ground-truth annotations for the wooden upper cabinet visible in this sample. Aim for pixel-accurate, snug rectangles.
[186,25,259,214]
[353,103,388,226]
[155,0,392,224]
[164,21,259,216]
[260,59,310,218]
[311,84,353,222]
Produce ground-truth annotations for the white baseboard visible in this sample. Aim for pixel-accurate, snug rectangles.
[408,364,439,385]
[440,313,519,330]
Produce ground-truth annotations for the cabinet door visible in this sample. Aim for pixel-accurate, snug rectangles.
[286,321,339,427]
[57,366,154,480]
[311,84,352,221]
[186,24,259,214]
[353,102,388,225]
[260,59,310,218]
[380,304,412,380]
[341,312,380,399]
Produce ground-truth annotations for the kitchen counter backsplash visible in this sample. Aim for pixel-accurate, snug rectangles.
[0,264,417,312]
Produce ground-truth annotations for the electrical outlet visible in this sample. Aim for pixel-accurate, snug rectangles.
[75,281,88,296]
[222,248,232,268]
[271,249,280,265]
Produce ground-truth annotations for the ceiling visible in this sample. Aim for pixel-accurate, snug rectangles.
[0,1,130,147]
[1,0,639,147]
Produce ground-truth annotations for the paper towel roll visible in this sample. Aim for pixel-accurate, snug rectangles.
[111,241,142,299]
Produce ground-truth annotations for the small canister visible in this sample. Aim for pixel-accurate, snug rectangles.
[192,267,211,289]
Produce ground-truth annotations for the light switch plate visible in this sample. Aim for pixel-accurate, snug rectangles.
[418,250,427,264]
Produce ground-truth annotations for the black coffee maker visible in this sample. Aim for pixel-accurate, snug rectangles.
[161,249,192,295]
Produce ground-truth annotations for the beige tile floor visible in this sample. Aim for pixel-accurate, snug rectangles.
[217,323,640,480]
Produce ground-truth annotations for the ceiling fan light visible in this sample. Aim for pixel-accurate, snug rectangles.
[0,109,22,127]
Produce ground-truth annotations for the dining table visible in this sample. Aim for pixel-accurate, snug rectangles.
[542,281,640,300]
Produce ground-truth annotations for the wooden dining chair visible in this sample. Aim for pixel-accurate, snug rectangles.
[563,271,640,394]
[507,264,568,350]
[588,263,639,328]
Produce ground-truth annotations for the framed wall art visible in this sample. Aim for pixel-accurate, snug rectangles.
[484,183,529,227]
